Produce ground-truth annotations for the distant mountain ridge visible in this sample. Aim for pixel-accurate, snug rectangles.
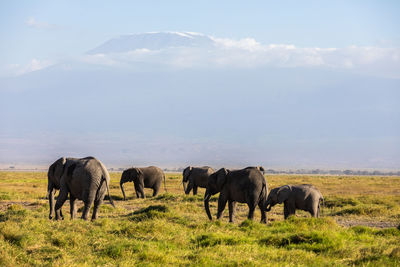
[87,32,215,54]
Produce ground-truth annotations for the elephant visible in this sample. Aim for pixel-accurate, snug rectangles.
[182,166,214,195]
[120,166,165,199]
[204,167,268,223]
[265,184,324,219]
[53,156,115,221]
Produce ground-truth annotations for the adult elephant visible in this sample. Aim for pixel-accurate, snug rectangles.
[182,166,214,195]
[53,156,115,220]
[265,184,324,219]
[120,166,165,199]
[204,167,268,223]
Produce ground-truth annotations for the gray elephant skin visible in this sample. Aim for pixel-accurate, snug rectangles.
[266,184,324,219]
[244,166,265,175]
[182,166,214,195]
[204,167,268,223]
[120,166,165,199]
[49,156,115,221]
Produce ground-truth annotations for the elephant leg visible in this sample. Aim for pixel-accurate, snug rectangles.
[54,186,68,220]
[81,189,95,221]
[135,180,145,198]
[246,193,257,220]
[91,198,104,221]
[70,196,77,220]
[193,186,198,195]
[134,182,140,198]
[228,200,236,223]
[48,187,55,219]
[216,194,228,220]
[153,183,161,197]
[287,202,296,218]
[247,206,256,220]
[283,203,289,219]
[258,201,267,224]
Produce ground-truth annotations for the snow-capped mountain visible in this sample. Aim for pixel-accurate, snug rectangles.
[1,31,399,169]
[87,32,215,54]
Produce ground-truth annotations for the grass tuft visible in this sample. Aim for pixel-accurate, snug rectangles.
[155,193,178,201]
[333,205,384,216]
[129,205,169,221]
[193,233,248,247]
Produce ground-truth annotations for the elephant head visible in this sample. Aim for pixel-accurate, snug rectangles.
[47,157,67,190]
[120,168,142,200]
[204,168,228,220]
[265,185,291,211]
[182,166,192,193]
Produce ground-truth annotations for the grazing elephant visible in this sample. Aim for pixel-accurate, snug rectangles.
[53,157,115,221]
[182,166,214,195]
[265,184,324,219]
[120,166,165,199]
[204,167,268,223]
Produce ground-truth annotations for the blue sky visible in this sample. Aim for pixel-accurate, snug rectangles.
[0,1,399,169]
[1,1,400,66]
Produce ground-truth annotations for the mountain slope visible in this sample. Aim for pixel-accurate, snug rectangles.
[87,32,215,54]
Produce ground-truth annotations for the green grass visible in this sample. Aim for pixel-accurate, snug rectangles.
[0,172,399,266]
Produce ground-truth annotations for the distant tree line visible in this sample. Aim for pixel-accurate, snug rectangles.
[264,169,400,176]
[108,167,399,176]
[162,168,400,176]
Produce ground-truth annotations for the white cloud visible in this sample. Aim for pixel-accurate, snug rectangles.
[2,59,53,77]
[26,17,55,29]
[83,41,400,78]
[8,34,398,79]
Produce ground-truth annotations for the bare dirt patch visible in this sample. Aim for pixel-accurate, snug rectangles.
[335,217,398,228]
[0,200,44,211]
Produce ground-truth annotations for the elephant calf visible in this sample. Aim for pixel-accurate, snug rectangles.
[204,167,268,223]
[120,166,165,199]
[182,166,214,195]
[266,184,324,219]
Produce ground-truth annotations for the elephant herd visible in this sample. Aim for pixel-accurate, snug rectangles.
[47,157,324,223]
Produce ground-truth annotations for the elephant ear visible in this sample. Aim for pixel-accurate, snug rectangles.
[54,157,67,179]
[183,166,192,182]
[135,168,143,177]
[216,168,228,190]
[277,185,291,204]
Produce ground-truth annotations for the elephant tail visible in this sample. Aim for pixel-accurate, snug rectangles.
[255,183,267,210]
[163,174,167,192]
[319,196,325,217]
[103,175,115,208]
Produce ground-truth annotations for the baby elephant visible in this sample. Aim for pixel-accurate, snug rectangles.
[266,184,323,219]
[120,166,165,199]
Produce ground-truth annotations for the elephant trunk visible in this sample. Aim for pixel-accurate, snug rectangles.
[204,190,212,220]
[265,199,272,211]
[182,180,187,193]
[120,181,127,201]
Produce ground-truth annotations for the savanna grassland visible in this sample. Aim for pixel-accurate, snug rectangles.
[0,171,399,266]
